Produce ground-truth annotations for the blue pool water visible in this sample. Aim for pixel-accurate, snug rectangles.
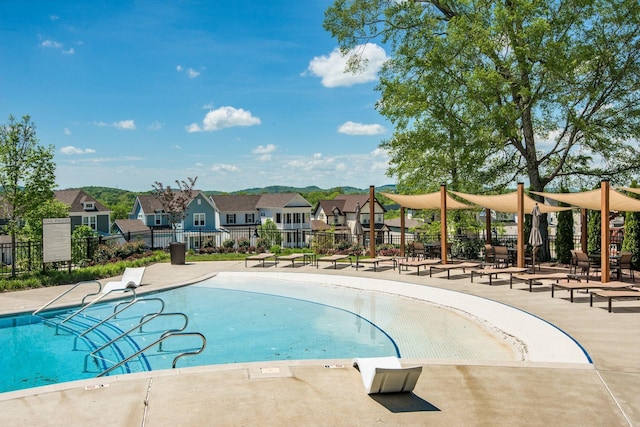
[0,277,399,393]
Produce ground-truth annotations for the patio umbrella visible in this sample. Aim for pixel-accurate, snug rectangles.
[528,203,543,271]
[353,202,364,244]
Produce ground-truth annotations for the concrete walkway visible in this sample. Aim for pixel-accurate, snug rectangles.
[0,260,638,426]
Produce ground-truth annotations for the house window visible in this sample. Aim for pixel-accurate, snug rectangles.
[293,213,301,223]
[276,213,281,223]
[83,202,94,210]
[227,214,236,224]
[82,215,97,230]
[154,214,162,226]
[194,213,205,227]
[245,213,255,224]
[285,213,292,224]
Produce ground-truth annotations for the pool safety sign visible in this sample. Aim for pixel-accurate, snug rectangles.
[42,218,72,263]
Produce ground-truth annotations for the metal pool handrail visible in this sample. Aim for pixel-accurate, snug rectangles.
[97,331,207,377]
[33,280,102,315]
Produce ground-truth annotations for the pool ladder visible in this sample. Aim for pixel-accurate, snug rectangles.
[33,280,207,377]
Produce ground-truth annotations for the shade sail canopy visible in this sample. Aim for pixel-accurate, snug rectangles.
[450,191,570,214]
[381,192,473,210]
[619,187,640,196]
[532,188,640,212]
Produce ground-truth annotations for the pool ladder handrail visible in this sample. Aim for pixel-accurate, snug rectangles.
[59,288,137,326]
[77,296,164,338]
[33,280,102,315]
[97,331,207,377]
[84,311,189,373]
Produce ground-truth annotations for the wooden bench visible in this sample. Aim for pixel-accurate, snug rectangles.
[397,259,441,276]
[551,280,632,302]
[469,267,528,286]
[428,262,481,279]
[244,253,277,267]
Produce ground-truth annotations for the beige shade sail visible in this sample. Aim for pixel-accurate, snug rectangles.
[380,192,473,210]
[532,188,640,211]
[450,191,570,214]
[618,187,640,197]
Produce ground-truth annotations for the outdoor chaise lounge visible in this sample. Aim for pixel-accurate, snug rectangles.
[428,262,481,279]
[469,266,528,286]
[353,357,422,394]
[590,288,640,312]
[355,256,397,272]
[102,267,146,293]
[510,272,577,292]
[275,253,306,268]
[397,258,441,275]
[551,280,633,302]
[244,253,277,267]
[316,254,352,269]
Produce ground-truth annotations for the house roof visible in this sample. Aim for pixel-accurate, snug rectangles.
[333,194,371,212]
[135,194,166,213]
[113,219,151,234]
[54,189,110,212]
[211,193,312,211]
[255,193,312,208]
[210,195,262,211]
[310,219,332,231]
[315,199,346,216]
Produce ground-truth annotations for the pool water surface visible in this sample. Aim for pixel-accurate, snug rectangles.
[0,273,527,394]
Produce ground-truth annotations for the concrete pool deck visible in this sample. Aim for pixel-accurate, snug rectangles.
[0,260,638,426]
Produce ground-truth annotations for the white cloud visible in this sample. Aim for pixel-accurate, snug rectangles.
[338,121,386,135]
[93,121,109,127]
[251,144,277,154]
[39,38,75,55]
[187,106,261,132]
[63,128,71,135]
[177,64,201,78]
[60,146,96,155]
[211,163,240,173]
[306,43,389,88]
[40,39,63,49]
[113,120,136,130]
[49,15,59,21]
[148,121,164,131]
[371,147,388,157]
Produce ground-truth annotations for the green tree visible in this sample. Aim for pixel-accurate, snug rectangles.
[621,182,640,269]
[587,210,601,255]
[324,0,640,258]
[21,199,69,241]
[555,204,574,265]
[0,115,56,276]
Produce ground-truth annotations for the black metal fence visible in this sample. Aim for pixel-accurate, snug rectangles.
[0,227,626,276]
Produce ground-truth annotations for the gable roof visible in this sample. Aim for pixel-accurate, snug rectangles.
[54,189,110,212]
[210,195,261,211]
[211,193,311,211]
[135,194,166,213]
[255,193,312,208]
[113,219,151,234]
[314,194,385,215]
[315,199,346,216]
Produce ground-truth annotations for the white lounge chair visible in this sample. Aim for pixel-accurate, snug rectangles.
[102,267,146,293]
[353,356,422,394]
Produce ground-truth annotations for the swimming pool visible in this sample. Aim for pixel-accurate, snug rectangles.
[0,272,590,394]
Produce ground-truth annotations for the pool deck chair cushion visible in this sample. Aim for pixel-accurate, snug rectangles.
[102,267,145,294]
[353,357,422,394]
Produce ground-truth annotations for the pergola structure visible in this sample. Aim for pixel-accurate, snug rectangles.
[382,182,640,281]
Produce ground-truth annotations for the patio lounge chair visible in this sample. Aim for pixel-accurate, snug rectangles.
[102,267,146,293]
[244,253,277,267]
[551,280,632,302]
[469,266,528,286]
[355,256,397,272]
[276,253,306,268]
[510,272,576,292]
[397,258,441,275]
[428,261,480,279]
[590,288,640,312]
[316,254,352,269]
[353,356,422,394]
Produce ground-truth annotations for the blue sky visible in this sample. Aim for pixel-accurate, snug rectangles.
[0,1,393,192]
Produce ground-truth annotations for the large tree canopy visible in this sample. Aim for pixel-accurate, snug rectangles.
[324,0,640,193]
